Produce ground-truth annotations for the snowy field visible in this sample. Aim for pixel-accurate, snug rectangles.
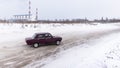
[0,23,120,68]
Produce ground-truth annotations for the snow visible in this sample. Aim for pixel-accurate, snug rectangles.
[39,28,120,68]
[0,23,118,49]
[1,23,120,68]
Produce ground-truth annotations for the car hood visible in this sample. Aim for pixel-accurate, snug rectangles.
[25,37,33,40]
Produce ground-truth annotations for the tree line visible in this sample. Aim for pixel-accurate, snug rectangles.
[0,17,120,23]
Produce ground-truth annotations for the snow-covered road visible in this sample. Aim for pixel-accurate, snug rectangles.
[40,28,120,68]
[0,23,120,68]
[40,31,120,68]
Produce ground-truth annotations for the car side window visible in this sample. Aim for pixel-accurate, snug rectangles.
[37,34,45,39]
[45,34,52,38]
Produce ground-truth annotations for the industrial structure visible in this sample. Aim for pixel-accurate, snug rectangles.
[13,0,38,22]
[35,8,38,21]
[13,14,31,20]
[28,0,31,20]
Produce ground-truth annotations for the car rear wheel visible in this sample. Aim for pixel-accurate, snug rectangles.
[33,43,39,48]
[56,41,61,45]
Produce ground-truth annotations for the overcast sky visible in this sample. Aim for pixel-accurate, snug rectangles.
[0,0,120,20]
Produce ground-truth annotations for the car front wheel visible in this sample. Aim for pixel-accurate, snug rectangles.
[56,41,61,45]
[33,43,39,48]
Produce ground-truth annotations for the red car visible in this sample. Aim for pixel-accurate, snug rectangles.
[25,32,62,48]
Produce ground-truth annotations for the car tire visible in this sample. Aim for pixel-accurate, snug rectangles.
[56,41,61,45]
[33,43,39,48]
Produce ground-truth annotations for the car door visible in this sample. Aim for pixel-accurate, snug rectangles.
[36,34,46,44]
[45,34,55,44]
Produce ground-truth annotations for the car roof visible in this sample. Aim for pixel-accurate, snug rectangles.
[35,32,50,35]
